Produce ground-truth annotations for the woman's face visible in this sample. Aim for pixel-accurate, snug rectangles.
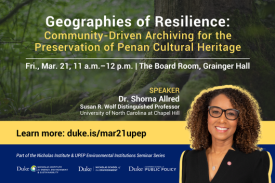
[208,94,238,143]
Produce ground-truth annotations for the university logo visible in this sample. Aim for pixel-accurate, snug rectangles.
[31,165,36,172]
[129,166,143,171]
[78,166,92,172]
[17,166,30,171]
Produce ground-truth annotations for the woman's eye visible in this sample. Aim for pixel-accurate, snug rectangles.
[227,112,235,116]
[212,110,220,114]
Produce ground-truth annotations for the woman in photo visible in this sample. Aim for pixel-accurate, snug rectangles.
[180,85,272,183]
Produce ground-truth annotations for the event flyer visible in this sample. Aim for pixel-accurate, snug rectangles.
[0,0,274,182]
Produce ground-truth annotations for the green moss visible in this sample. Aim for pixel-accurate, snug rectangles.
[69,90,104,112]
[104,73,135,97]
[25,91,89,115]
[125,65,163,95]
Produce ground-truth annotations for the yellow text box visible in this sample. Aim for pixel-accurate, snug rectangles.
[0,121,274,144]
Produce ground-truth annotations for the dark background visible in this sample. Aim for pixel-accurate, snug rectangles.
[0,144,274,183]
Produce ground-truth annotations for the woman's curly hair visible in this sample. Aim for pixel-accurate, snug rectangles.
[186,85,261,154]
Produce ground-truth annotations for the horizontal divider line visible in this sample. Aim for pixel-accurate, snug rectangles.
[26,58,250,60]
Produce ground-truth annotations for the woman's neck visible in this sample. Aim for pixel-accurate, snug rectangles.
[210,139,233,153]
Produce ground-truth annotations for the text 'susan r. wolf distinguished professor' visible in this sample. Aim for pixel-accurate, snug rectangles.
[180,85,273,183]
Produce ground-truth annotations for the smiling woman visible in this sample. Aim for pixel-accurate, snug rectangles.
[180,85,273,183]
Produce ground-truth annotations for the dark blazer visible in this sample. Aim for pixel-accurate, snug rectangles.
[180,147,272,183]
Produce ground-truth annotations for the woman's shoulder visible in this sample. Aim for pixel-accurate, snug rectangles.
[238,149,272,169]
[246,150,273,182]
[243,150,271,160]
[250,150,272,163]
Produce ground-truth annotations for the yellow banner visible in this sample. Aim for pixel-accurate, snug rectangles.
[0,121,274,144]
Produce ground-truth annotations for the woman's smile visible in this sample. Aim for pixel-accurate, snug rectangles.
[215,126,229,133]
